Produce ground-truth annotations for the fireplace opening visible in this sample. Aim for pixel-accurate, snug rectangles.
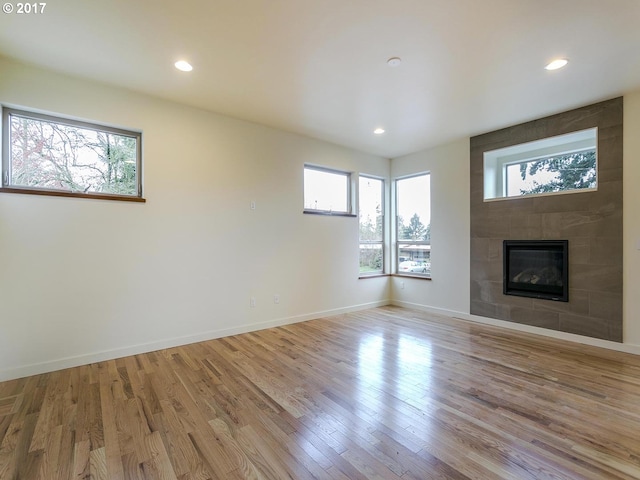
[503,240,568,302]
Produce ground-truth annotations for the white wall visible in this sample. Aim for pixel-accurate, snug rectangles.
[390,139,471,315]
[0,57,390,381]
[623,90,640,346]
[2,57,639,382]
[390,95,640,353]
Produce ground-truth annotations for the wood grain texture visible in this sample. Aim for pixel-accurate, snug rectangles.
[1,306,640,479]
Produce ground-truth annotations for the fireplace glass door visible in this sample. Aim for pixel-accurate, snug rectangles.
[503,240,568,302]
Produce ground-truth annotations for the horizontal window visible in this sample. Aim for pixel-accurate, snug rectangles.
[304,165,351,215]
[484,128,597,201]
[505,150,596,197]
[1,107,143,201]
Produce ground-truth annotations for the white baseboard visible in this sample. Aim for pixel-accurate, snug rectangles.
[391,300,469,320]
[0,299,391,382]
[5,298,636,382]
[391,300,640,356]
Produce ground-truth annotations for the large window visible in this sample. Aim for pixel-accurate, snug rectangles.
[504,150,596,197]
[359,176,384,275]
[303,165,352,215]
[484,128,597,201]
[1,107,143,201]
[396,173,431,277]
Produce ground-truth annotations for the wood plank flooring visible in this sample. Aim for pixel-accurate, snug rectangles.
[2,306,640,479]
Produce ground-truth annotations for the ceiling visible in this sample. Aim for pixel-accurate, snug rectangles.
[1,0,639,158]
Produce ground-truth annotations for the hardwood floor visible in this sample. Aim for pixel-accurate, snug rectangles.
[1,306,640,479]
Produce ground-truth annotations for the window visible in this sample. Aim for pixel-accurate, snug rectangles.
[1,107,143,201]
[484,128,597,200]
[504,151,596,197]
[396,173,431,277]
[303,165,352,215]
[359,176,384,275]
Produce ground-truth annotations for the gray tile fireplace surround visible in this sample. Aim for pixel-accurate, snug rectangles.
[470,97,623,342]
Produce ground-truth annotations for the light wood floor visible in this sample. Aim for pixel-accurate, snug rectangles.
[2,306,640,479]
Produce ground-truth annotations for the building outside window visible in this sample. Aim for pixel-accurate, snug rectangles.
[396,173,431,277]
[359,175,384,275]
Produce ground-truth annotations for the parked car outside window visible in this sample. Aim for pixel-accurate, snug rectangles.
[399,261,429,274]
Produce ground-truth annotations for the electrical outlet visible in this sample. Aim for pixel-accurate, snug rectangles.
[273,294,280,304]
[250,201,256,210]
[250,297,256,308]
[401,281,405,290]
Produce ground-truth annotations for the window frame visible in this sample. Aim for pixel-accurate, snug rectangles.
[503,147,597,199]
[483,127,597,201]
[303,164,354,216]
[1,106,144,202]
[394,172,431,279]
[358,174,385,277]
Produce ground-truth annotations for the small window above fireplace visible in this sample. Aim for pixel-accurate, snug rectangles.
[484,128,597,201]
[503,240,568,302]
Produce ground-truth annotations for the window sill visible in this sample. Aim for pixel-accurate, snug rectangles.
[0,187,146,203]
[392,273,432,281]
[358,273,389,279]
[303,210,356,217]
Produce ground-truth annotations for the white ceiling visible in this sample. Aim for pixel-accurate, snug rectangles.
[1,0,639,158]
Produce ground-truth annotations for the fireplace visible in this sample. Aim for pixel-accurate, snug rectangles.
[503,240,568,302]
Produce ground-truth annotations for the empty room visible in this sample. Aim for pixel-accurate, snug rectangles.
[1,0,640,478]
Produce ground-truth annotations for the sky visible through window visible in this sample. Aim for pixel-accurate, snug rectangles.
[303,168,348,212]
[7,111,138,196]
[506,163,557,197]
[397,174,430,228]
[359,176,381,226]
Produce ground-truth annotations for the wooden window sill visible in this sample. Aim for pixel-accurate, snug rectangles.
[0,187,146,203]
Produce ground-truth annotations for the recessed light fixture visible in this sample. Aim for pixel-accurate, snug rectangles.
[174,60,193,72]
[545,58,568,71]
[373,128,385,135]
[387,57,402,67]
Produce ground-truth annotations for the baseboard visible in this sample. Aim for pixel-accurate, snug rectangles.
[391,300,469,320]
[391,300,640,356]
[0,299,391,382]
[7,298,635,382]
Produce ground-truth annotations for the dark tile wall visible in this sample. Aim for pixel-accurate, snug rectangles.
[470,98,623,342]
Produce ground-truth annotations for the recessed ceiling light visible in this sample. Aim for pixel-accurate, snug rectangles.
[374,128,385,135]
[387,57,402,67]
[545,58,568,71]
[174,60,193,72]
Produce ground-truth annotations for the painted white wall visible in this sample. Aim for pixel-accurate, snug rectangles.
[0,57,390,380]
[623,90,640,346]
[390,95,640,354]
[2,57,639,381]
[390,139,471,315]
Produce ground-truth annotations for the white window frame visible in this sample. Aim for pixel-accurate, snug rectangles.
[1,106,144,202]
[483,127,597,201]
[358,175,385,276]
[303,164,354,216]
[395,172,431,278]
